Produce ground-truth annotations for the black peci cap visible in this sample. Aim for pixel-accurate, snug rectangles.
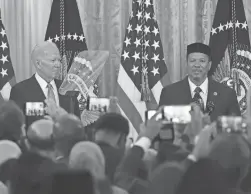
[187,43,211,57]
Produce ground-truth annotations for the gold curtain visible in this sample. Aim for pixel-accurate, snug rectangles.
[1,0,251,97]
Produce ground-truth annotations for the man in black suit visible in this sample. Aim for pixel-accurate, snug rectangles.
[159,42,240,121]
[9,41,80,127]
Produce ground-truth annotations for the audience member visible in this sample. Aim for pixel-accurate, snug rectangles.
[175,158,229,194]
[149,162,185,194]
[208,133,251,190]
[9,152,63,194]
[69,141,105,179]
[0,158,17,186]
[53,114,86,164]
[26,119,55,160]
[0,100,25,144]
[0,140,21,166]
[94,113,129,182]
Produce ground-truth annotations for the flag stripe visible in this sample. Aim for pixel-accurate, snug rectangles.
[151,80,163,103]
[117,82,143,132]
[118,65,147,119]
[0,82,11,100]
[117,104,139,141]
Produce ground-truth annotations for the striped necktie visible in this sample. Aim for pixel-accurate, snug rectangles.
[47,83,56,103]
[193,87,204,111]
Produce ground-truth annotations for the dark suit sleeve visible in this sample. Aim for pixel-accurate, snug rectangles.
[9,86,24,110]
[114,146,144,190]
[227,89,241,116]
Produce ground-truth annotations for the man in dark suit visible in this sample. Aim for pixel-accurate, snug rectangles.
[9,42,80,127]
[159,42,240,121]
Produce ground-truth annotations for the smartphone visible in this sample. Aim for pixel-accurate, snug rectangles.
[162,105,192,124]
[86,97,110,112]
[50,170,95,194]
[217,116,248,135]
[24,102,45,129]
[25,102,45,116]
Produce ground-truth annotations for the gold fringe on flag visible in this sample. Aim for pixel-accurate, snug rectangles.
[141,69,151,102]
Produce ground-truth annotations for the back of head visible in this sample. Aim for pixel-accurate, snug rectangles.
[176,159,228,194]
[94,113,129,136]
[209,133,251,188]
[69,141,105,179]
[149,162,185,194]
[53,114,86,156]
[0,100,25,143]
[9,152,62,194]
[27,119,54,150]
[0,140,21,166]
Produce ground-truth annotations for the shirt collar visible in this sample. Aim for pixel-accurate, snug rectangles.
[35,73,56,90]
[188,77,208,94]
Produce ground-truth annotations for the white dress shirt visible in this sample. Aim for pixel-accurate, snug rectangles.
[188,77,208,109]
[35,73,59,106]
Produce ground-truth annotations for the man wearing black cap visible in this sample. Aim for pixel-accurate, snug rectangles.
[159,42,240,121]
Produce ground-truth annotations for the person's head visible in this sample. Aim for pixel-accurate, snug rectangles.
[209,133,251,188]
[9,152,63,194]
[0,100,25,144]
[53,114,86,159]
[26,119,55,159]
[31,41,61,83]
[187,43,212,86]
[176,158,228,194]
[69,141,105,179]
[0,140,21,166]
[94,113,129,150]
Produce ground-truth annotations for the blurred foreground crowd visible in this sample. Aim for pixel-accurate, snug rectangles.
[0,98,251,194]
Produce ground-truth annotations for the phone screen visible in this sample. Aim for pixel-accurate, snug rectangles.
[24,102,45,129]
[163,105,191,124]
[25,102,45,116]
[86,97,110,112]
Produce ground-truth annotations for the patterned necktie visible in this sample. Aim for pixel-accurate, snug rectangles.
[47,83,56,103]
[193,87,204,111]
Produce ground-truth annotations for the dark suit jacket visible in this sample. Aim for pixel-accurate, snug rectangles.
[9,74,80,127]
[159,76,241,121]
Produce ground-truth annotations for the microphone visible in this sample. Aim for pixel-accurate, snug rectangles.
[206,101,215,115]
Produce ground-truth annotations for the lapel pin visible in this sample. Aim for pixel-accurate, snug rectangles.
[213,92,217,96]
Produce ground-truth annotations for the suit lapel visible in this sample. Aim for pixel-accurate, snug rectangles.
[54,79,64,107]
[183,76,193,103]
[207,78,219,120]
[30,75,46,101]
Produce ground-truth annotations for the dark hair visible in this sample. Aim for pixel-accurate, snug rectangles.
[0,158,18,185]
[176,159,229,194]
[94,113,129,136]
[9,152,63,194]
[0,100,25,143]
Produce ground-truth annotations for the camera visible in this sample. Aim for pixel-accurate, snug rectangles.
[86,97,110,113]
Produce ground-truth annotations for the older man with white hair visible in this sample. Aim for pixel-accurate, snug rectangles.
[9,41,80,127]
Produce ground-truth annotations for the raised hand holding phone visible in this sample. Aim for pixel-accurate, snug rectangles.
[184,103,203,144]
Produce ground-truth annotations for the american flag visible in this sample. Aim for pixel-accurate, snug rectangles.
[0,12,15,103]
[209,0,251,115]
[117,0,168,140]
[45,0,99,114]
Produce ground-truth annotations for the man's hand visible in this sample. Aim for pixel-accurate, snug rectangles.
[44,99,68,120]
[139,107,164,141]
